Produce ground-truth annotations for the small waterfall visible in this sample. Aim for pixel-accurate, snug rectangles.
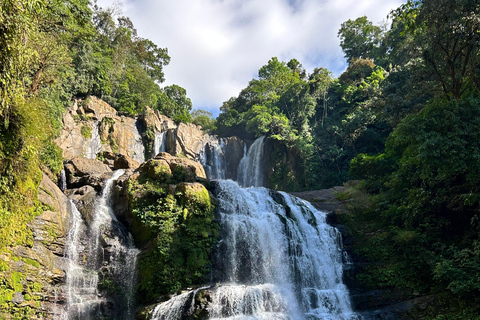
[63,170,139,320]
[85,122,102,159]
[201,138,227,180]
[153,131,167,158]
[131,124,145,163]
[58,169,67,192]
[237,136,266,187]
[152,286,209,320]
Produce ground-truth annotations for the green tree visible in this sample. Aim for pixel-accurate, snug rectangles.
[156,84,193,123]
[338,16,384,63]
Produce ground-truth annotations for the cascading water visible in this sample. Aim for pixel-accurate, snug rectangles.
[237,136,266,187]
[153,136,359,320]
[201,138,227,180]
[153,131,168,158]
[209,180,358,320]
[85,122,102,159]
[63,170,139,320]
[59,168,67,192]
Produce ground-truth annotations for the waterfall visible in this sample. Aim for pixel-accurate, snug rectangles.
[58,169,67,192]
[131,125,146,163]
[201,138,227,180]
[152,180,359,320]
[85,122,102,159]
[62,200,95,319]
[63,170,139,320]
[211,180,358,320]
[237,136,266,187]
[153,131,167,158]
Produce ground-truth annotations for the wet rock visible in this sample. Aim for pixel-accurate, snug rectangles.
[67,185,98,224]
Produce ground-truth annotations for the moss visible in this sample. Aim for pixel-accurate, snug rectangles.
[10,272,24,292]
[22,258,40,269]
[81,125,92,139]
[0,261,8,273]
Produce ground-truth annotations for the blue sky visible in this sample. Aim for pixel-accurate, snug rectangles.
[96,0,404,117]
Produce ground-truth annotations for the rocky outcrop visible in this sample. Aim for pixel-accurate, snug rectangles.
[55,97,145,163]
[141,106,176,133]
[169,123,211,159]
[56,98,226,165]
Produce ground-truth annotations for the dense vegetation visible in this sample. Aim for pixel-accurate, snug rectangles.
[0,1,196,315]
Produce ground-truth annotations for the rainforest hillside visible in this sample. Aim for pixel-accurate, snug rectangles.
[1,0,480,318]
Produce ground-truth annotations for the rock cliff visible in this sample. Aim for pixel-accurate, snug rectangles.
[55,98,236,165]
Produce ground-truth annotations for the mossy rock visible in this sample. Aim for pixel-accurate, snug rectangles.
[145,159,172,181]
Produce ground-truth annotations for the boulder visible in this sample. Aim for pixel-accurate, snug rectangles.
[66,185,98,224]
[82,96,117,120]
[114,154,140,170]
[64,157,112,190]
[154,152,206,182]
[173,123,210,159]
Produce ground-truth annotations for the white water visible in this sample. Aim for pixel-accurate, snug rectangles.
[201,138,227,180]
[62,200,98,320]
[153,131,167,158]
[59,168,67,192]
[237,136,266,187]
[63,170,139,320]
[211,180,358,320]
[131,125,145,163]
[85,122,102,159]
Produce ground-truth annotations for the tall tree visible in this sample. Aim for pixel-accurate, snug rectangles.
[338,16,384,63]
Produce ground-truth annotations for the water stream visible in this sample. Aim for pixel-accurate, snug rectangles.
[63,170,139,320]
[153,131,168,158]
[237,136,266,187]
[201,138,227,180]
[85,121,102,159]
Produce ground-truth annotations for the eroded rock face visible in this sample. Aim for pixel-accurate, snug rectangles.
[55,97,145,162]
[173,123,211,159]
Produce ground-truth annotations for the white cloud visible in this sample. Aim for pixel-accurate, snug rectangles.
[96,0,404,116]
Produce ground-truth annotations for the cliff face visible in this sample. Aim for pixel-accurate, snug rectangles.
[55,97,226,164]
[0,174,70,319]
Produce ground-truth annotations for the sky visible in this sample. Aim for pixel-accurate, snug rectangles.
[96,0,404,117]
